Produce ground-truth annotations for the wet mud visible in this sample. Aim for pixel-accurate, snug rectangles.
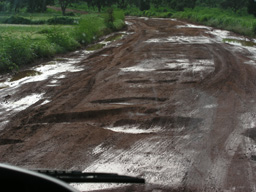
[1,17,256,191]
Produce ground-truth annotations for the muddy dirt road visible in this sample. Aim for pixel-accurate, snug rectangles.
[1,17,256,191]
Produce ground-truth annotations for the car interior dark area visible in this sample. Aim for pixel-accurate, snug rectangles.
[0,164,145,192]
[1,164,79,192]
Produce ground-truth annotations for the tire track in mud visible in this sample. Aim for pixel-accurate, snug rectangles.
[1,17,256,191]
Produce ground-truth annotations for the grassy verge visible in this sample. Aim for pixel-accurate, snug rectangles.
[0,10,125,73]
[124,6,256,37]
[0,8,80,24]
[173,7,256,37]
[124,6,174,18]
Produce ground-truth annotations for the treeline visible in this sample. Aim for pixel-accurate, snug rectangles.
[1,0,256,16]
[0,0,54,12]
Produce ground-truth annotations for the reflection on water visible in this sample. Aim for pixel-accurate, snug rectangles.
[10,70,42,82]
[223,38,256,47]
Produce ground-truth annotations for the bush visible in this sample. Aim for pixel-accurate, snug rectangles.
[173,7,256,37]
[0,49,17,72]
[47,29,80,51]
[113,10,125,30]
[65,12,76,16]
[0,1,9,12]
[140,0,151,11]
[31,40,56,58]
[104,8,115,29]
[47,17,77,25]
[3,16,46,25]
[252,22,256,35]
[4,16,32,24]
[75,15,105,44]
[3,37,36,67]
[124,7,143,16]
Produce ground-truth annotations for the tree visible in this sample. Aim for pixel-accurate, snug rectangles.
[0,0,10,11]
[140,0,150,11]
[10,0,26,12]
[27,0,48,12]
[59,0,72,15]
[151,0,164,8]
[221,0,247,12]
[195,0,222,8]
[116,0,128,9]
[169,0,196,11]
[248,0,256,16]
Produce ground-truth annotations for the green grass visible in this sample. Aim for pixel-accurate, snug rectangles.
[86,43,105,51]
[173,7,256,36]
[223,38,256,46]
[105,34,123,42]
[10,70,42,81]
[68,2,92,12]
[0,10,125,73]
[0,10,62,23]
[124,5,256,37]
[0,8,80,25]
[124,6,174,18]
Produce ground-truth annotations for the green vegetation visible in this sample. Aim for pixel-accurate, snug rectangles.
[124,6,174,18]
[10,70,42,81]
[86,43,105,51]
[105,34,123,42]
[1,0,256,73]
[173,7,256,36]
[223,38,256,47]
[0,7,125,73]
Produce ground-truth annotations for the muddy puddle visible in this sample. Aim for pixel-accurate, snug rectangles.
[0,29,133,131]
[10,70,42,82]
[105,34,123,42]
[223,38,256,47]
[103,125,161,134]
[86,33,124,51]
[86,43,105,51]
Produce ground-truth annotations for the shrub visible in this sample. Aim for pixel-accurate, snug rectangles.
[32,20,46,24]
[0,49,17,72]
[75,15,105,44]
[104,8,115,29]
[65,12,76,16]
[47,17,77,25]
[46,29,80,51]
[4,16,32,24]
[140,0,151,11]
[113,19,125,30]
[3,36,35,67]
[31,40,56,58]
[114,10,125,21]
[252,22,256,35]
[173,7,256,37]
[3,16,46,25]
[0,1,9,12]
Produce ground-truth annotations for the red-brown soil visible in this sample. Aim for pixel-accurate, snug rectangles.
[1,17,256,191]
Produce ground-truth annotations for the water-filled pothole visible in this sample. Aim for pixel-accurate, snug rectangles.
[105,34,123,42]
[54,58,69,62]
[10,70,42,82]
[0,85,9,90]
[223,38,256,47]
[86,43,105,51]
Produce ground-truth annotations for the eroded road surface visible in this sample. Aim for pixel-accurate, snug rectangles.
[1,17,256,191]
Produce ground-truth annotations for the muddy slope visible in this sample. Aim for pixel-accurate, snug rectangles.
[1,17,256,191]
